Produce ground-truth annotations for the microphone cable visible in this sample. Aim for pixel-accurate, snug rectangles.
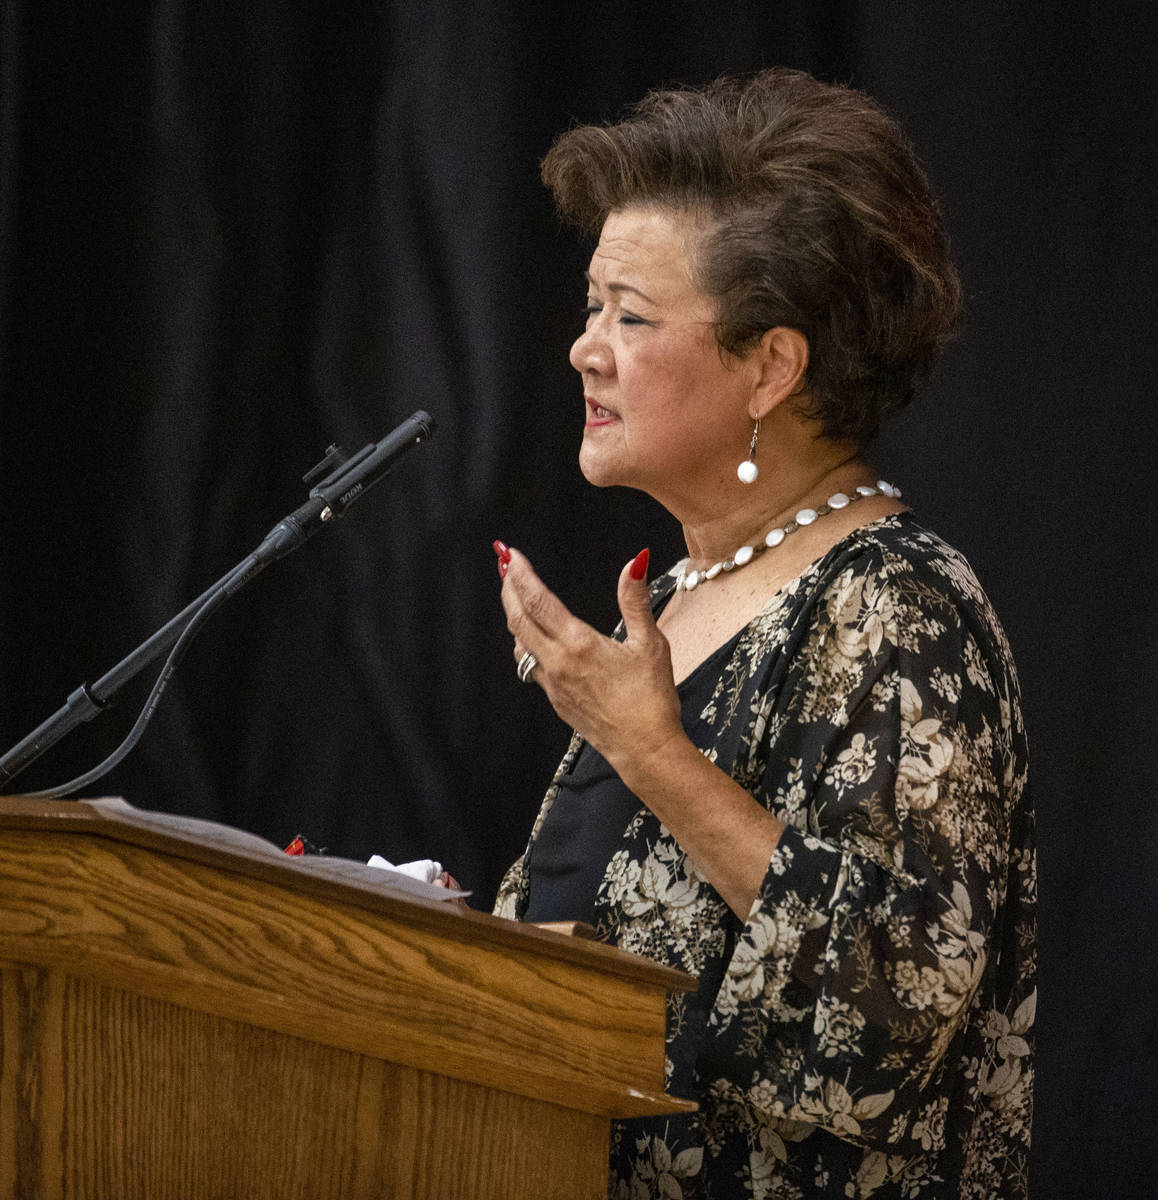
[15,557,252,800]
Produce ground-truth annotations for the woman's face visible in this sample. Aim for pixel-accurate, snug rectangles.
[570,206,755,504]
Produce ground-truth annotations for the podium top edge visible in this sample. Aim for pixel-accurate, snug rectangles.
[0,795,696,994]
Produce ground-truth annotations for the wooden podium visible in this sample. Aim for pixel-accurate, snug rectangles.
[0,797,694,1199]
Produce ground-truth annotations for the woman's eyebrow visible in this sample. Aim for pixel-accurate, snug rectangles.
[584,270,655,304]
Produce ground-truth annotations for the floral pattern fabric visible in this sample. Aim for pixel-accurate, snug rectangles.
[495,516,1035,1199]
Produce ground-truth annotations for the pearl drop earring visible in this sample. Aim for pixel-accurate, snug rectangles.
[737,420,759,484]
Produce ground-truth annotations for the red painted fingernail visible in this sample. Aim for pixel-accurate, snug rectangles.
[629,548,650,581]
[492,539,511,564]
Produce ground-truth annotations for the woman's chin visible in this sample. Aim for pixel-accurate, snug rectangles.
[578,444,623,489]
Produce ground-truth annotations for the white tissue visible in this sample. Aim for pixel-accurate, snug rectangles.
[366,854,443,884]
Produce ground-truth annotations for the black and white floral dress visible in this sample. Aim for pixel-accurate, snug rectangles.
[495,515,1035,1199]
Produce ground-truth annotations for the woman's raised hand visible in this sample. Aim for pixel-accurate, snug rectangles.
[495,543,686,776]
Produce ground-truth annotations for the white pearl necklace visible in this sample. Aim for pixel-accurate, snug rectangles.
[674,481,901,592]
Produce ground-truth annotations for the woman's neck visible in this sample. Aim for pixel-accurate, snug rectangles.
[678,449,872,568]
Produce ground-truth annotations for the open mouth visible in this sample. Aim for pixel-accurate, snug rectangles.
[586,398,618,424]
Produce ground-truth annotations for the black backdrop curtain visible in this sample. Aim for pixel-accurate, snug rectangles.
[1,2,1154,1193]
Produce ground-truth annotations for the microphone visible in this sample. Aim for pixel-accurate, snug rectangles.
[311,409,436,517]
[0,410,437,791]
[253,410,437,563]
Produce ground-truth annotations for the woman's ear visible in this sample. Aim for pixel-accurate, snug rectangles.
[749,326,810,421]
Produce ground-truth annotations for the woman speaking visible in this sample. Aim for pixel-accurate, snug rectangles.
[493,70,1034,1199]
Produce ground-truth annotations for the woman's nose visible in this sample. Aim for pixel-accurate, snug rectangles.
[570,325,612,376]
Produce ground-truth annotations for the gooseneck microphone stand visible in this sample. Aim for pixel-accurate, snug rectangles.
[0,410,436,799]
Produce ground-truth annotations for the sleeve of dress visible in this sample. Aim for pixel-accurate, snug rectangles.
[704,551,1026,1157]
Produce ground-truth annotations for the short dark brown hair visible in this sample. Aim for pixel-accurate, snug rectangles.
[542,70,963,444]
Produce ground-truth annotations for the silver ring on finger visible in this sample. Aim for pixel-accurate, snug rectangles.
[516,650,538,684]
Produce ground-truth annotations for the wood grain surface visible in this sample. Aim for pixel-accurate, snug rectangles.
[1,967,611,1199]
[0,798,695,1198]
[0,826,691,1117]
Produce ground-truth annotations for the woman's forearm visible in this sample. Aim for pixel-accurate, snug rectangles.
[610,733,787,921]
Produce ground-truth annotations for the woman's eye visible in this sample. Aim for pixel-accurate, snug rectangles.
[581,303,647,327]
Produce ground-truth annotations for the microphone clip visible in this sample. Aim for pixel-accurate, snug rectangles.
[302,443,353,488]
